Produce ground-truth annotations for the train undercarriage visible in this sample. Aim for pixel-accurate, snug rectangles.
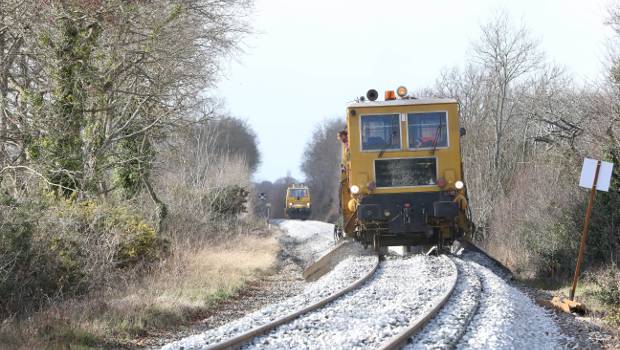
[340,192,468,253]
[286,207,311,220]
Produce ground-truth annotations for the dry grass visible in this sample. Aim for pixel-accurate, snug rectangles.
[523,264,620,331]
[0,233,279,350]
[151,234,278,310]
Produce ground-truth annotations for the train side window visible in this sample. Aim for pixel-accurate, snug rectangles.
[360,114,401,151]
[408,112,448,149]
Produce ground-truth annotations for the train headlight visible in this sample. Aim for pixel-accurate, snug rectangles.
[288,202,293,207]
[350,185,360,194]
[306,203,311,208]
[397,86,408,97]
[455,181,464,190]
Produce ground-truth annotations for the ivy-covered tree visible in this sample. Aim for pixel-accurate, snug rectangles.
[0,0,251,230]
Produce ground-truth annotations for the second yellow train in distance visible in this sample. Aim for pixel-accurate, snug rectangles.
[285,184,312,220]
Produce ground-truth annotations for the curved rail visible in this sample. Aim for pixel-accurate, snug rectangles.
[204,255,380,350]
[377,255,459,350]
[445,259,482,348]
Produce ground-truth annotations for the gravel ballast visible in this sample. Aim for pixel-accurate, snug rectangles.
[456,253,568,349]
[275,220,337,266]
[405,258,481,349]
[160,245,376,349]
[246,255,455,350]
[158,220,615,349]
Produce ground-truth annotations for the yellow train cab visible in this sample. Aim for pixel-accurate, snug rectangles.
[338,86,470,250]
[285,184,312,220]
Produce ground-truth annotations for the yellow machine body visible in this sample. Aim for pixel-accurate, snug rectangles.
[339,97,469,249]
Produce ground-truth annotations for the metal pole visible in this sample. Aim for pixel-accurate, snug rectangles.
[569,160,601,300]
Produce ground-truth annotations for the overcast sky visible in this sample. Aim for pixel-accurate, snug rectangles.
[216,0,614,182]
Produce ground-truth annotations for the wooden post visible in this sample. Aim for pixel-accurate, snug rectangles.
[569,160,601,301]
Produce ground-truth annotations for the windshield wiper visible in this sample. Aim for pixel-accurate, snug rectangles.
[431,119,444,155]
[378,130,398,158]
[378,143,388,158]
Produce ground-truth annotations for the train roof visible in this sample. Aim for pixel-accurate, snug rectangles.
[347,98,457,108]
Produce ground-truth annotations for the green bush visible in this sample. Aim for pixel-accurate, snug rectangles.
[0,204,84,314]
[0,207,35,309]
[523,219,579,278]
[112,214,167,268]
[589,265,620,306]
[55,200,168,268]
[0,199,167,317]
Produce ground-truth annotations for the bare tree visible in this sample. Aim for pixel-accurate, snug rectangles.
[430,13,547,240]
[429,11,620,276]
[300,118,343,222]
[201,117,261,172]
[472,12,544,179]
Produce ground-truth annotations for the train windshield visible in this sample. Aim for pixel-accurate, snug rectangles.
[408,112,448,149]
[360,114,401,151]
[374,158,437,187]
[288,189,307,198]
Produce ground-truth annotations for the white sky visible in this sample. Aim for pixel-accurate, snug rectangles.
[216,0,615,182]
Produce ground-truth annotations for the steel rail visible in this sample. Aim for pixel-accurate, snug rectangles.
[204,255,380,350]
[445,259,482,349]
[377,255,459,350]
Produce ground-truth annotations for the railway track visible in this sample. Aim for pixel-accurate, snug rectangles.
[377,256,458,350]
[403,258,482,349]
[181,254,459,350]
[162,251,565,350]
[168,248,572,350]
[159,219,569,350]
[202,255,381,350]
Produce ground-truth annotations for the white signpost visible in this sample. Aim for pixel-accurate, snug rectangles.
[579,158,614,192]
[570,158,615,301]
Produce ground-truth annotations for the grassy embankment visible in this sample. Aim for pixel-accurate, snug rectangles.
[0,232,279,350]
[522,266,620,330]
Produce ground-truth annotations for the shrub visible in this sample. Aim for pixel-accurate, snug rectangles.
[114,216,167,268]
[0,199,167,317]
[206,185,249,218]
[521,219,580,278]
[0,206,36,311]
[589,265,620,306]
[0,204,87,314]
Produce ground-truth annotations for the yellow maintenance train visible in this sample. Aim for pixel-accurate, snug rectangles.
[285,184,312,220]
[337,86,470,251]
